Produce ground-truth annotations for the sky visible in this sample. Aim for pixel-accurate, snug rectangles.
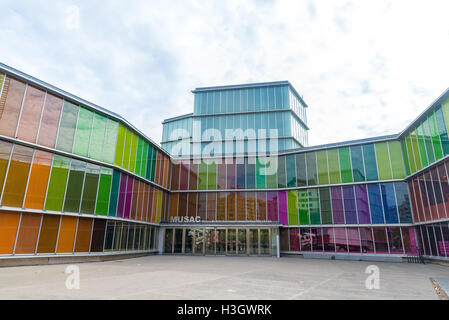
[1,0,449,147]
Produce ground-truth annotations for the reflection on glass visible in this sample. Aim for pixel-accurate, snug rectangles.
[174,229,183,253]
[260,229,270,255]
[227,229,236,255]
[164,228,173,253]
[194,229,204,255]
[249,229,258,255]
[238,229,247,255]
[185,229,193,254]
[205,229,215,255]
[216,229,226,255]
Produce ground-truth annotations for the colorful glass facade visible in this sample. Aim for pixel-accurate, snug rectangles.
[1,63,449,261]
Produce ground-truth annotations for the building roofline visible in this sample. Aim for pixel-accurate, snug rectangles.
[0,62,169,156]
[162,113,194,124]
[398,86,449,138]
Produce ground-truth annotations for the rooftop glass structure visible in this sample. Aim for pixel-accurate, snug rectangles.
[161,81,309,157]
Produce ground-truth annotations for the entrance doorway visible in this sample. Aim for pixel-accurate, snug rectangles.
[163,227,274,256]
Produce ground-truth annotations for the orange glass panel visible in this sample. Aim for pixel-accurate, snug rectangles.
[151,189,158,223]
[2,145,34,207]
[14,213,42,254]
[0,141,12,189]
[37,214,60,253]
[56,216,77,253]
[142,183,149,221]
[24,150,52,209]
[0,77,26,137]
[16,85,46,143]
[74,217,93,252]
[0,211,20,254]
[164,156,170,188]
[37,93,63,148]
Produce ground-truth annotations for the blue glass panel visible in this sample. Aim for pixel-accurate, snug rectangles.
[380,183,399,224]
[343,186,357,224]
[363,144,379,181]
[368,184,384,224]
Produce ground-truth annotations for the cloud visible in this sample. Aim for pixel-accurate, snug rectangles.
[65,5,80,31]
[0,0,449,148]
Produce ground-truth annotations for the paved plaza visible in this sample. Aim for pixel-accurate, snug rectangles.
[0,255,447,300]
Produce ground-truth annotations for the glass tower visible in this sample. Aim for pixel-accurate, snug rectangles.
[161,81,309,157]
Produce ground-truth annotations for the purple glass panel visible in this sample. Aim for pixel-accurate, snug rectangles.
[343,186,357,224]
[124,176,134,219]
[323,228,335,252]
[278,191,288,226]
[334,227,348,252]
[311,228,324,252]
[267,192,278,222]
[355,185,371,224]
[116,173,127,218]
[289,228,300,251]
[331,187,345,224]
[347,227,361,253]
[299,228,311,251]
[359,227,375,253]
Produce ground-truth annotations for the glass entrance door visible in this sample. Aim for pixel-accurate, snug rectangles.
[174,229,183,254]
[216,229,226,255]
[227,229,236,255]
[238,229,247,255]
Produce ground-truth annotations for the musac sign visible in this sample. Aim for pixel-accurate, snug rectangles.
[170,216,202,223]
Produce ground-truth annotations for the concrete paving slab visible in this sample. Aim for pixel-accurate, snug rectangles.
[0,255,447,300]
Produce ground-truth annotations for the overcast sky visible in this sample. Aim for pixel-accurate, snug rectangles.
[1,0,449,147]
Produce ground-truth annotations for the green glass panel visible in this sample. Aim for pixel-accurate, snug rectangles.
[45,155,70,211]
[429,113,443,160]
[104,119,118,164]
[435,107,449,156]
[89,113,107,161]
[286,154,296,188]
[150,147,157,181]
[265,157,277,189]
[207,162,217,190]
[129,133,138,173]
[306,152,317,186]
[298,190,309,225]
[146,145,153,180]
[256,157,266,189]
[95,167,112,216]
[327,149,341,184]
[277,156,286,188]
[339,147,352,183]
[73,107,93,157]
[309,189,320,225]
[319,188,332,224]
[108,170,121,217]
[198,160,207,190]
[388,141,406,179]
[135,137,143,176]
[316,150,329,185]
[55,101,79,153]
[287,190,298,225]
[422,121,434,165]
[142,142,149,178]
[114,123,126,166]
[80,163,100,214]
[405,135,416,173]
[350,145,365,182]
[63,159,86,213]
[375,142,392,180]
[442,98,449,135]
[295,153,307,187]
[401,139,411,176]
[416,125,428,167]
[123,128,132,170]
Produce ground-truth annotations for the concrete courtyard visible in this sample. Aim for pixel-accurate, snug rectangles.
[0,255,447,299]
